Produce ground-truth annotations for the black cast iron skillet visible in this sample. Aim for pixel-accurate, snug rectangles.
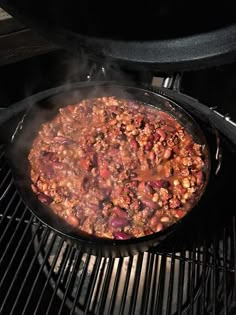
[5,82,211,257]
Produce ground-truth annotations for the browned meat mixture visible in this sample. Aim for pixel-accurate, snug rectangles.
[28,96,205,239]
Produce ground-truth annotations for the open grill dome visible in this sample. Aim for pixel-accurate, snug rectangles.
[1,0,236,70]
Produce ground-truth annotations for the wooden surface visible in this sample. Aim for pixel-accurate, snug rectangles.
[0,7,57,66]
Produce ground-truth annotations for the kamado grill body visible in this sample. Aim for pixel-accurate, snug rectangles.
[0,2,236,314]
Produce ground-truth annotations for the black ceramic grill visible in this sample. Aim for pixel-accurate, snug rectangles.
[0,72,236,314]
[1,0,236,310]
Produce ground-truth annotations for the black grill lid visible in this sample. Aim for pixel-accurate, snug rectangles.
[1,0,236,71]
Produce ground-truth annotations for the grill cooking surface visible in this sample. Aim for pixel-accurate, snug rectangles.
[0,137,235,314]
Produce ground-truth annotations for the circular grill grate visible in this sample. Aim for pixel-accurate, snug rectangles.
[0,144,235,314]
[0,121,236,314]
[34,230,210,314]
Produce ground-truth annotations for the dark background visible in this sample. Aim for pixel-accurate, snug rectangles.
[1,50,236,122]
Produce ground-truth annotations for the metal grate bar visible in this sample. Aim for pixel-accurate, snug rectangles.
[69,252,91,315]
[21,231,58,314]
[0,205,30,307]
[45,244,74,315]
[154,250,235,272]
[33,237,66,315]
[0,208,32,267]
[154,254,167,314]
[84,256,102,314]
[140,253,154,315]
[87,257,107,313]
[149,254,159,314]
[0,178,13,201]
[118,256,134,315]
[107,258,123,314]
[200,242,207,315]
[0,208,28,265]
[195,248,204,315]
[0,168,11,190]
[0,190,18,224]
[188,247,197,315]
[0,213,40,224]
[59,246,77,283]
[0,214,38,314]
[58,249,83,314]
[129,253,144,315]
[166,252,175,315]
[0,198,23,243]
[185,251,192,309]
[96,258,115,313]
[9,226,50,315]
[176,251,186,315]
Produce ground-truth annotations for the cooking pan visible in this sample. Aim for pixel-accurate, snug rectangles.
[5,82,212,257]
